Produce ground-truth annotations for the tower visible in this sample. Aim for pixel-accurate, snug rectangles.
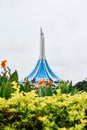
[27,28,59,83]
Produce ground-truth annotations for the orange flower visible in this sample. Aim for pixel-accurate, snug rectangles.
[1,60,7,68]
[38,80,45,86]
[47,80,53,85]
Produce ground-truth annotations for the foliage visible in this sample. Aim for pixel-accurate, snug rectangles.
[0,82,87,130]
[33,81,77,97]
[19,78,32,93]
[36,86,57,97]
[0,60,33,99]
[0,66,18,99]
[73,80,87,92]
[56,81,77,95]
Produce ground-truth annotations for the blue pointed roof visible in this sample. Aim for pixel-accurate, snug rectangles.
[27,28,59,82]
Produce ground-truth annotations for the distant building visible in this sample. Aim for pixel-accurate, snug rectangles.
[27,28,59,84]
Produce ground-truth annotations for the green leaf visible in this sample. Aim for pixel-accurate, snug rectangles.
[2,82,11,99]
[24,85,31,92]
[0,86,3,97]
[19,84,24,92]
[9,70,18,82]
[0,76,3,86]
[38,87,45,97]
[44,86,53,96]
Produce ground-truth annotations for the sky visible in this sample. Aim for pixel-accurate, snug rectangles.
[0,0,87,84]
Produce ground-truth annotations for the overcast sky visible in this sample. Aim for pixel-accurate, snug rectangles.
[0,0,87,84]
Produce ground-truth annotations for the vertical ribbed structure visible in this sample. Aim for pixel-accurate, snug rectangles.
[27,28,59,82]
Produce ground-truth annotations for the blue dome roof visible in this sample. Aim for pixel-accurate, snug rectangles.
[27,59,58,82]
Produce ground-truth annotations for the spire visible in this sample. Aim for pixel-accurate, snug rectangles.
[39,27,46,59]
[27,28,59,83]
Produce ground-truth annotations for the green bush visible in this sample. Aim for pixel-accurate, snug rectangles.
[0,82,87,130]
[73,80,87,92]
[56,81,77,95]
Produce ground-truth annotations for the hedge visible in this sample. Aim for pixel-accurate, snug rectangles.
[0,82,87,130]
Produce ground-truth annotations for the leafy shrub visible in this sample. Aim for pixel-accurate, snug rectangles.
[0,60,34,99]
[56,81,77,95]
[0,82,87,130]
[0,65,18,99]
[19,78,32,93]
[73,80,87,92]
[36,86,57,97]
